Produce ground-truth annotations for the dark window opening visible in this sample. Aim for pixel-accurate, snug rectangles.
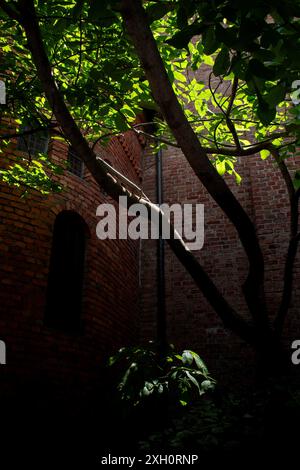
[45,211,88,333]
[17,125,49,156]
[67,146,84,177]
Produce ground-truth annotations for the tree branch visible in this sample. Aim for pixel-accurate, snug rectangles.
[0,123,61,141]
[270,146,300,336]
[11,0,257,345]
[226,76,239,117]
[120,0,271,335]
[269,146,295,205]
[91,130,121,150]
[274,233,300,336]
[209,72,242,151]
[133,125,291,158]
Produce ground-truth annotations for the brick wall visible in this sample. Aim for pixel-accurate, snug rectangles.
[140,144,300,383]
[1,117,299,395]
[0,130,144,404]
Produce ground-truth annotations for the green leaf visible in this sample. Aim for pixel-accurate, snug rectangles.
[72,0,85,19]
[166,30,190,49]
[266,84,286,108]
[233,170,242,184]
[191,352,208,373]
[202,26,218,55]
[260,149,270,160]
[213,47,230,76]
[146,2,174,23]
[272,138,283,146]
[53,18,68,34]
[167,23,203,49]
[257,101,276,125]
[200,379,215,394]
[142,386,151,396]
[248,59,273,80]
[174,71,186,83]
[88,0,117,26]
[231,55,248,80]
[215,23,237,48]
[182,350,193,366]
[112,113,129,131]
[185,370,201,393]
[216,159,226,175]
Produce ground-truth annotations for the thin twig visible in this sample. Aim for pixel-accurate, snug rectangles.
[209,72,242,150]
[226,76,238,117]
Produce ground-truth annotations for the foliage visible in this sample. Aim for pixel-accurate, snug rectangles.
[138,379,300,455]
[108,343,215,408]
[139,396,241,453]
[0,0,300,190]
[0,151,63,195]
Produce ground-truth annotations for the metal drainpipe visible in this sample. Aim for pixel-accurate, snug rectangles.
[156,148,167,354]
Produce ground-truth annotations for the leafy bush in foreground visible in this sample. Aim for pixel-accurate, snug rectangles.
[108,343,215,408]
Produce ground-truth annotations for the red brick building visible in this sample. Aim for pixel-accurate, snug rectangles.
[0,113,299,401]
[140,145,300,382]
[0,128,144,403]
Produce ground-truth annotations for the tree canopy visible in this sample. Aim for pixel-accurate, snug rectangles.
[1,0,300,187]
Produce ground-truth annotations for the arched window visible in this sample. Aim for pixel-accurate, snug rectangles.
[45,211,87,332]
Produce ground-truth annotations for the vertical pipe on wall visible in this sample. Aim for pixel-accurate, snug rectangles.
[156,148,167,354]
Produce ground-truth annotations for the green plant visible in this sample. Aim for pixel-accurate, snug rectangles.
[108,343,215,408]
[138,398,236,453]
[138,377,300,455]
